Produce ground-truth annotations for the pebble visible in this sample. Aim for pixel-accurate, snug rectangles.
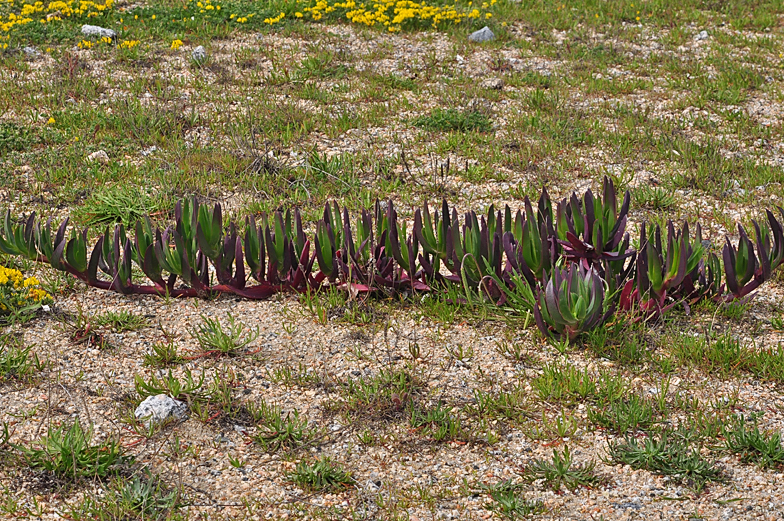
[81,24,116,39]
[192,45,207,61]
[87,150,110,164]
[468,26,494,43]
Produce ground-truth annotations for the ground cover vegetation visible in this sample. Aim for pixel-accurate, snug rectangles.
[2,0,784,519]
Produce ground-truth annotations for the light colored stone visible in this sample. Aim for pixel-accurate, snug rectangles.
[468,26,494,43]
[695,30,709,41]
[192,45,207,61]
[480,78,504,90]
[81,24,116,39]
[135,394,187,427]
[87,150,110,164]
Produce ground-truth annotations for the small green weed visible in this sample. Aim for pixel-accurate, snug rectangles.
[724,416,784,468]
[250,400,315,452]
[289,456,354,493]
[73,185,166,228]
[632,185,676,210]
[333,368,423,420]
[18,420,129,481]
[414,108,492,133]
[473,386,532,423]
[533,363,625,405]
[134,368,206,405]
[0,335,43,382]
[606,432,724,492]
[410,403,463,441]
[93,310,150,332]
[522,446,600,492]
[482,481,544,519]
[64,472,179,520]
[587,394,660,434]
[143,340,184,367]
[0,122,35,154]
[669,332,784,382]
[189,313,259,357]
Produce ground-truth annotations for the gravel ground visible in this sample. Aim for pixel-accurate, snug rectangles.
[3,6,784,520]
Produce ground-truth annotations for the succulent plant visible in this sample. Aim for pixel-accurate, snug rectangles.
[555,176,633,267]
[2,180,784,335]
[722,208,784,299]
[533,263,613,341]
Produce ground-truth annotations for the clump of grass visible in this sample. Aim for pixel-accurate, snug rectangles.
[73,185,166,228]
[668,332,784,382]
[0,122,35,154]
[289,456,354,493]
[250,399,315,452]
[632,185,676,210]
[64,472,179,521]
[582,321,653,367]
[482,481,544,519]
[606,431,724,492]
[473,386,532,423]
[409,402,463,441]
[143,340,183,367]
[134,368,206,404]
[0,335,43,382]
[93,310,150,332]
[724,416,784,468]
[522,446,600,492]
[188,313,259,358]
[18,420,129,481]
[587,394,660,434]
[532,363,626,405]
[414,108,492,132]
[332,368,424,420]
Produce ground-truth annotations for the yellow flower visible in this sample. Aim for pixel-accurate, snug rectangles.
[151,14,156,19]
[295,11,303,17]
[47,117,55,124]
[171,39,183,50]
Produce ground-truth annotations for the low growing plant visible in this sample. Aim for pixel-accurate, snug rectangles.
[0,265,52,324]
[724,416,784,468]
[0,335,43,382]
[522,446,600,492]
[4,178,784,343]
[188,313,259,357]
[289,456,354,493]
[17,420,129,481]
[606,431,724,492]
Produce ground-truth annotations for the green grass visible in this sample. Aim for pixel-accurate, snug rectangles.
[482,481,544,519]
[724,416,784,468]
[289,456,354,493]
[606,431,725,492]
[522,446,600,492]
[669,332,784,382]
[18,420,129,481]
[250,399,315,452]
[0,335,42,383]
[93,310,150,332]
[72,184,168,228]
[414,108,492,133]
[188,313,259,357]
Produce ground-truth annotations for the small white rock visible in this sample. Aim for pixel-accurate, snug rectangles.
[135,394,188,427]
[480,78,504,90]
[192,45,207,61]
[695,30,709,41]
[87,150,110,164]
[468,26,495,43]
[81,24,116,39]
